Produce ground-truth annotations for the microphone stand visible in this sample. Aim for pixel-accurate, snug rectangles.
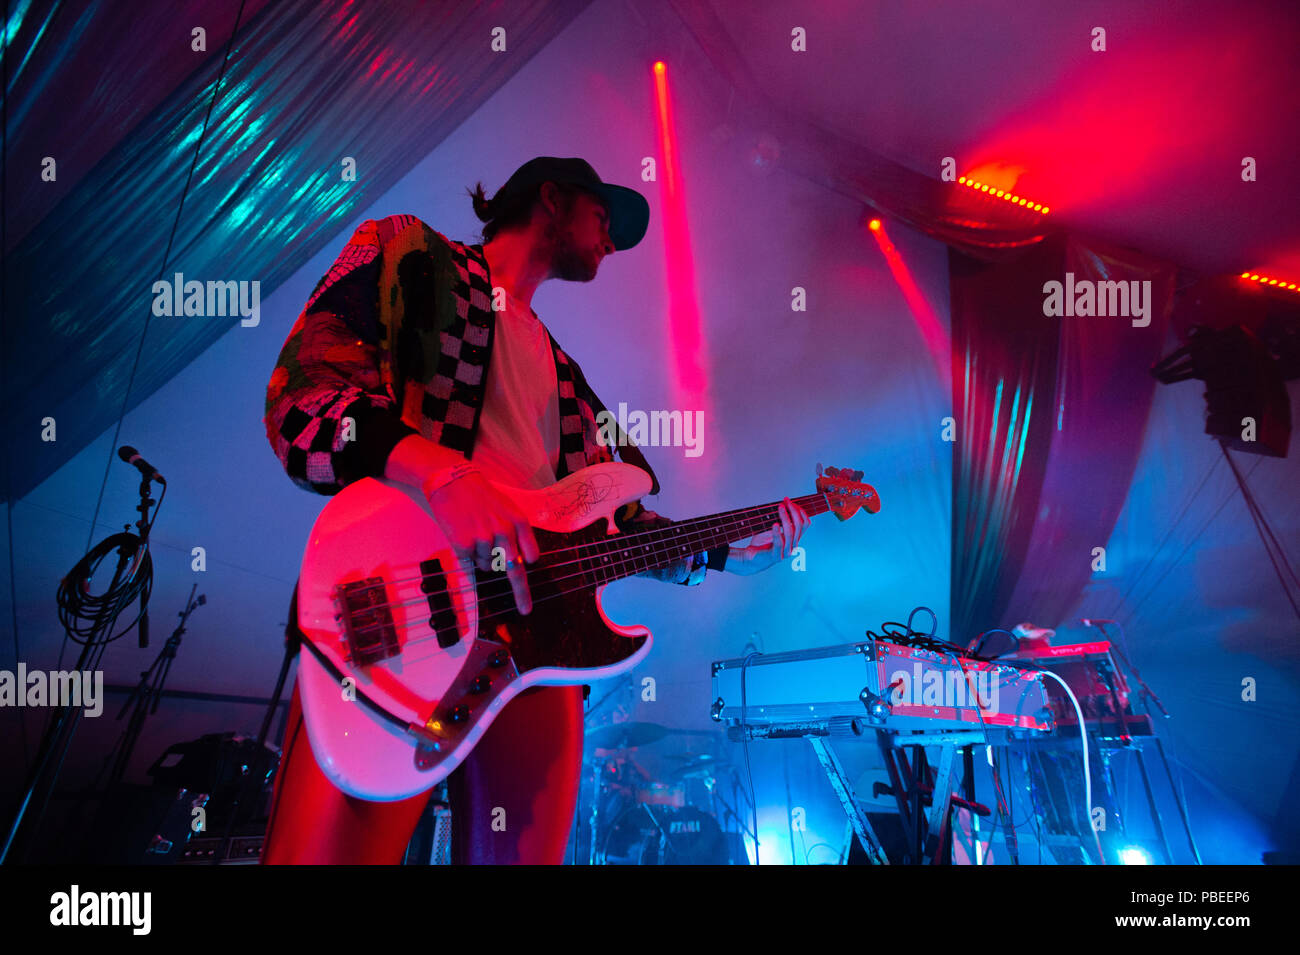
[1097,622,1169,720]
[101,585,205,789]
[1096,621,1201,865]
[1,473,159,865]
[708,767,758,861]
[576,675,633,864]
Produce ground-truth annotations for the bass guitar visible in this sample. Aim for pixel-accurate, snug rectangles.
[294,462,879,800]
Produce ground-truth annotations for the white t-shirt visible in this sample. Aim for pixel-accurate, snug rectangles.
[470,290,561,489]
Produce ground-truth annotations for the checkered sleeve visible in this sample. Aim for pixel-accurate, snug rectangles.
[615,502,720,586]
[264,221,418,495]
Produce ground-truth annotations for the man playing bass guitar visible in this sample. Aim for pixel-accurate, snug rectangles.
[262,157,808,864]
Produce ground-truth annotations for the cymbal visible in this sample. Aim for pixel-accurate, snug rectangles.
[664,752,730,779]
[664,752,720,762]
[586,721,671,750]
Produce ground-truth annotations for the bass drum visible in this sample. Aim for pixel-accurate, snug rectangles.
[599,805,728,865]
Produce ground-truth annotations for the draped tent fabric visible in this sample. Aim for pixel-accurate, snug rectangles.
[1001,237,1177,629]
[2,0,273,254]
[949,236,1177,641]
[2,0,594,502]
[948,237,1066,643]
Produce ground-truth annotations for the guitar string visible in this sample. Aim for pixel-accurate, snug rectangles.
[346,491,837,596]
[352,492,830,612]
[341,495,830,637]
[334,494,843,647]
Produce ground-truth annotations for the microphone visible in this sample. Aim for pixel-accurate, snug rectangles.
[118,446,166,484]
[1079,618,1117,627]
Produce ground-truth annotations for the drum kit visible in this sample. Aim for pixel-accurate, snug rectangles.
[576,710,753,865]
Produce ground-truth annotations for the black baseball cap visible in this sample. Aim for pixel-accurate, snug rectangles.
[491,157,650,250]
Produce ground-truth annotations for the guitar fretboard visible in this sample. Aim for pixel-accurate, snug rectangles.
[558,492,830,585]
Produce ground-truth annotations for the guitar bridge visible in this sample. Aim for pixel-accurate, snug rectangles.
[336,577,400,665]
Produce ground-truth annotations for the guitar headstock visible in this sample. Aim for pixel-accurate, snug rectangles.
[816,463,881,520]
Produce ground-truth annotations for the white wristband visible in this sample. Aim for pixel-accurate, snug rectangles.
[420,462,479,498]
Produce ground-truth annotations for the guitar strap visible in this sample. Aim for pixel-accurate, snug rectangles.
[575,378,662,496]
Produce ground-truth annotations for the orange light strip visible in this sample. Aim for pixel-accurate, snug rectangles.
[957,176,1050,214]
[1240,271,1299,292]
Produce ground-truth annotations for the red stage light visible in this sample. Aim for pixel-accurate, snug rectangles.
[957,174,1050,214]
[1240,271,1299,292]
[650,56,712,432]
[866,219,948,382]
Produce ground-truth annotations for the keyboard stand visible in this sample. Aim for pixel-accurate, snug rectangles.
[877,730,998,864]
[806,737,889,865]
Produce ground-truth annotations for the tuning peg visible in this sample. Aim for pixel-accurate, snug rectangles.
[816,462,824,476]
[852,470,864,481]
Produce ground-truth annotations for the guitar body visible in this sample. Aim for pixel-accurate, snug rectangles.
[295,462,655,801]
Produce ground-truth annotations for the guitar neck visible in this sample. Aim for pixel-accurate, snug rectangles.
[568,492,830,586]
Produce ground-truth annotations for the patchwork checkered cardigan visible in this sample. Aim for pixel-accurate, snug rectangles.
[264,214,709,585]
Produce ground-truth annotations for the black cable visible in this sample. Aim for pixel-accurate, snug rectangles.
[740,651,760,865]
[999,740,1039,830]
[56,531,154,646]
[1030,744,1043,864]
[948,650,1009,863]
[889,608,1045,858]
[58,0,249,673]
[1219,441,1300,620]
[1105,453,1222,620]
[1122,456,1265,626]
[906,605,938,639]
[969,628,1019,660]
[873,607,1019,862]
[803,840,836,865]
[1,0,27,775]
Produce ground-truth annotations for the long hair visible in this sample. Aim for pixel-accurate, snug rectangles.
[467,179,585,243]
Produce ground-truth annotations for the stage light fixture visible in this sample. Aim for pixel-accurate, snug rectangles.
[1241,271,1299,293]
[1119,845,1152,865]
[958,176,1050,214]
[1153,323,1294,457]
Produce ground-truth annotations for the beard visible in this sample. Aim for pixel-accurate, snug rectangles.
[545,217,599,282]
